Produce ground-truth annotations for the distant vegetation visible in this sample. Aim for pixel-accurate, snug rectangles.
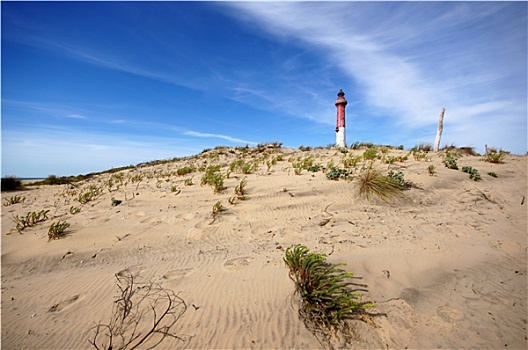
[1,176,23,191]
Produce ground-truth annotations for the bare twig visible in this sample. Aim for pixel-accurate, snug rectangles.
[87,269,189,350]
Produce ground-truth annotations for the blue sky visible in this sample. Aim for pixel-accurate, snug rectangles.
[2,1,526,177]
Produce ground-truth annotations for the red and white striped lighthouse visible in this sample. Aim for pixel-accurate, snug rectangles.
[335,89,348,148]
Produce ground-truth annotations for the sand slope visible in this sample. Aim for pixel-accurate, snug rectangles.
[2,147,527,349]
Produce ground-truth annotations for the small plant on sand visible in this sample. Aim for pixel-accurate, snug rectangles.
[343,155,362,168]
[444,155,459,170]
[355,168,404,203]
[69,206,81,214]
[234,177,248,200]
[488,171,498,178]
[170,185,181,194]
[412,150,430,161]
[184,177,194,186]
[88,269,189,350]
[362,147,378,161]
[201,166,225,193]
[176,166,195,176]
[48,221,71,241]
[483,150,506,164]
[427,164,436,176]
[3,195,26,206]
[326,167,351,181]
[290,162,303,175]
[77,186,103,204]
[13,209,50,233]
[462,166,481,181]
[284,244,374,333]
[211,201,227,223]
[387,170,411,189]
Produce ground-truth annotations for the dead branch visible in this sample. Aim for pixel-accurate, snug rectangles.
[87,269,189,350]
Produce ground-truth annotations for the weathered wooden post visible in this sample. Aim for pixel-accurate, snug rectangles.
[434,107,445,152]
[335,89,348,148]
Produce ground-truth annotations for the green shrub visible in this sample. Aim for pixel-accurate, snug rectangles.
[307,164,322,172]
[1,176,23,191]
[325,167,351,181]
[363,147,378,161]
[428,164,436,176]
[284,244,374,329]
[387,170,410,189]
[488,172,498,178]
[462,166,481,181]
[48,221,70,241]
[176,166,195,176]
[13,209,50,233]
[201,166,225,193]
[77,186,103,204]
[343,155,362,168]
[444,156,458,170]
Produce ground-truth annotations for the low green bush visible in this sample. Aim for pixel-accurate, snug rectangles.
[284,244,374,329]
[1,176,23,191]
[48,221,70,241]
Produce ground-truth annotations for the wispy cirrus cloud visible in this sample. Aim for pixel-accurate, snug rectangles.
[225,2,527,152]
[184,131,257,145]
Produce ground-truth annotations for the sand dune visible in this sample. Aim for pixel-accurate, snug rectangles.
[2,146,526,349]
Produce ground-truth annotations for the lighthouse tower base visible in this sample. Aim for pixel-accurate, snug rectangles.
[336,127,346,148]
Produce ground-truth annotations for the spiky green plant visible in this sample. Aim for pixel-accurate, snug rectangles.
[427,164,436,176]
[211,201,226,222]
[184,177,194,186]
[13,209,50,233]
[488,171,498,178]
[284,244,374,329]
[3,195,26,206]
[234,177,248,200]
[343,155,362,168]
[201,166,225,193]
[48,221,70,241]
[483,151,506,164]
[362,147,378,161]
[356,168,404,202]
[69,206,81,214]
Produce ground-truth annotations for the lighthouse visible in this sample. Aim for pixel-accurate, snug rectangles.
[335,89,348,148]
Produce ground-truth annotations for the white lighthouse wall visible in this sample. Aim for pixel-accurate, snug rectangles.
[336,127,346,148]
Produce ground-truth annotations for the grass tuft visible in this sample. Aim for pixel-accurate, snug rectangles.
[355,168,404,203]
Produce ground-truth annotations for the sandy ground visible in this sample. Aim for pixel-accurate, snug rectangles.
[2,146,527,349]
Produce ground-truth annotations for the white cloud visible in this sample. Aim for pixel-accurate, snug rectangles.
[226,2,527,154]
[184,131,257,145]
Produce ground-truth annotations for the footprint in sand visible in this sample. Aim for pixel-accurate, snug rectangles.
[489,240,523,254]
[437,305,466,324]
[162,268,193,280]
[116,264,146,277]
[48,294,82,313]
[224,257,252,270]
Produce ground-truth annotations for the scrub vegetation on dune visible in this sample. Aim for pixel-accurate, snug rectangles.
[2,141,521,348]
